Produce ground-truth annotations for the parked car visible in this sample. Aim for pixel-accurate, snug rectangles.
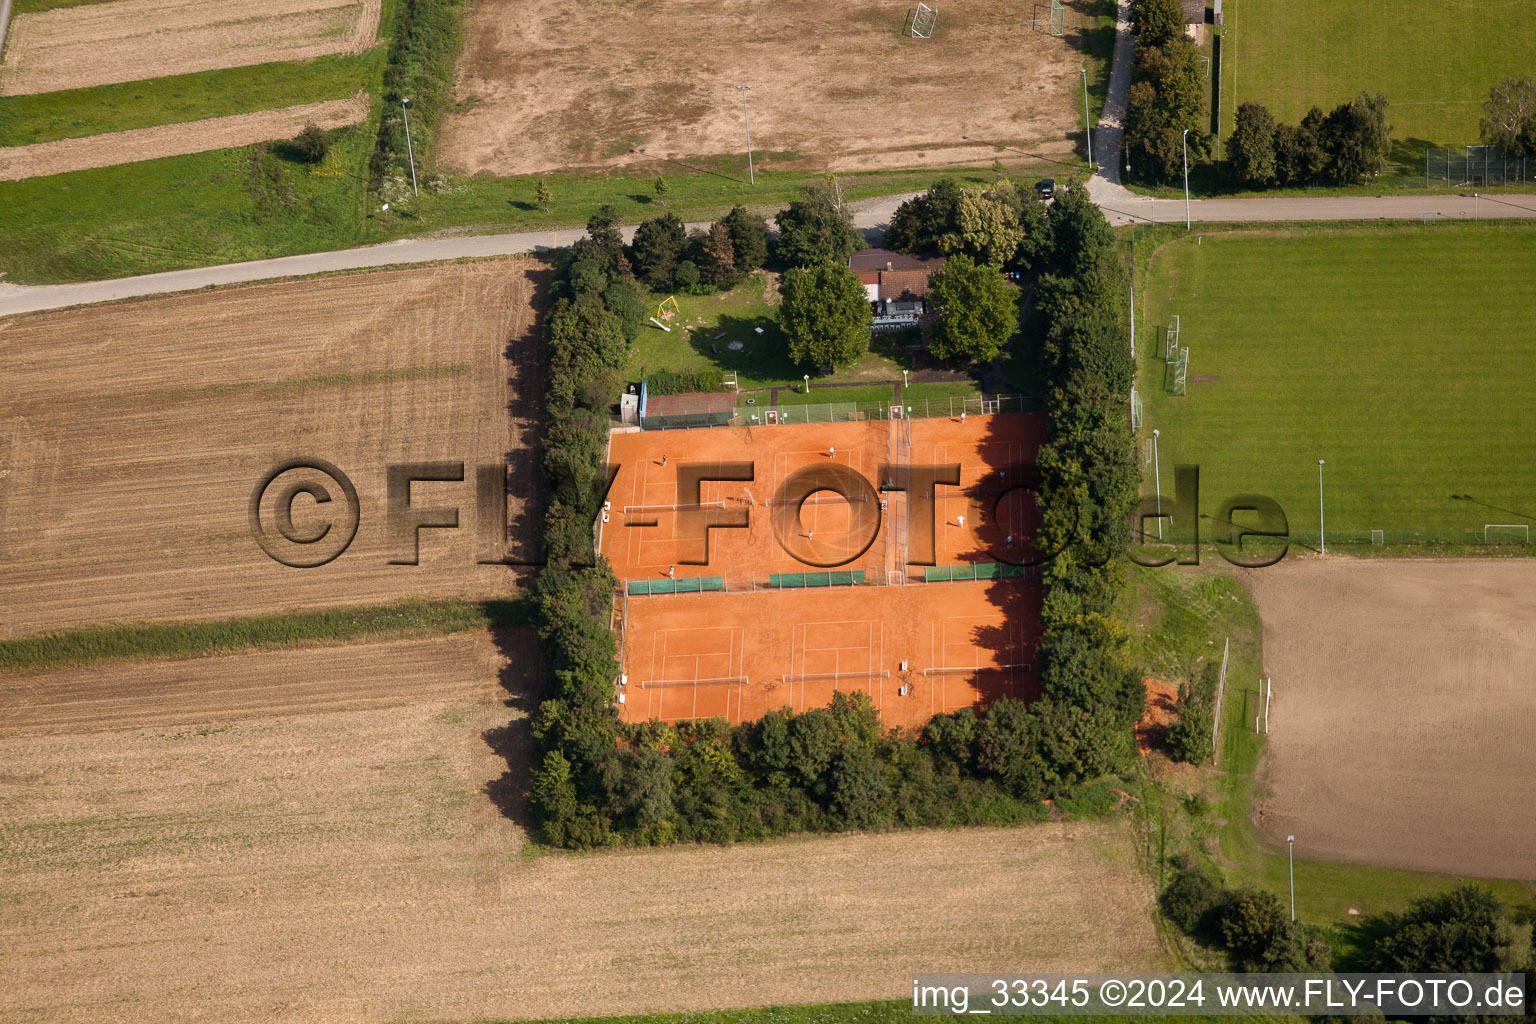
[1036,178,1056,199]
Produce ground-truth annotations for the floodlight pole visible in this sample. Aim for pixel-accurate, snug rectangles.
[1080,68,1094,170]
[401,98,419,197]
[1287,835,1296,921]
[1317,459,1326,554]
[803,373,810,394]
[1181,129,1191,230]
[736,85,755,185]
[1153,429,1163,540]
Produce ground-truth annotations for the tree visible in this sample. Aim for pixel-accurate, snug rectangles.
[1324,91,1391,184]
[1130,0,1186,50]
[699,222,739,287]
[926,253,1018,365]
[1126,40,1210,181]
[1160,865,1223,935]
[630,213,687,289]
[535,178,552,213]
[775,180,861,268]
[885,177,965,255]
[653,175,669,207]
[719,205,768,274]
[1220,888,1305,971]
[1228,102,1279,187]
[972,697,1042,798]
[530,749,579,846]
[1482,77,1536,157]
[600,744,676,831]
[828,746,894,830]
[777,260,873,368]
[585,204,624,265]
[1373,885,1530,974]
[293,123,330,164]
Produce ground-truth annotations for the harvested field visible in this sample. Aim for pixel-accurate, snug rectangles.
[0,90,369,180]
[1249,558,1536,881]
[440,0,1082,175]
[0,629,526,736]
[0,260,546,639]
[0,711,1161,1024]
[0,0,382,96]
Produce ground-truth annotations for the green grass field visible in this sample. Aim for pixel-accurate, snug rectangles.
[1222,0,1536,153]
[0,54,379,147]
[1137,223,1536,548]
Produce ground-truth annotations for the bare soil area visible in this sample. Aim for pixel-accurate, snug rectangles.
[0,260,547,639]
[440,0,1083,175]
[0,0,382,96]
[0,90,369,180]
[1248,558,1536,880]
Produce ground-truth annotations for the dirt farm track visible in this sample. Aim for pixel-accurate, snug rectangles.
[1249,559,1536,880]
[441,0,1083,175]
[0,260,545,638]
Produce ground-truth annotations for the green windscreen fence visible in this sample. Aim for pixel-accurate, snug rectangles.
[628,577,725,595]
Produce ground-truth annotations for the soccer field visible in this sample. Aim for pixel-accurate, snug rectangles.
[1222,0,1536,152]
[1137,223,1536,548]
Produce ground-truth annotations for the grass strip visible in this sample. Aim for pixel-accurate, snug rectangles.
[0,596,534,674]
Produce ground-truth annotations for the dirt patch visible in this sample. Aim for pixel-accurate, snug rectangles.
[1247,558,1536,880]
[0,260,546,639]
[0,0,382,96]
[440,0,1082,175]
[0,90,369,181]
[1137,676,1179,754]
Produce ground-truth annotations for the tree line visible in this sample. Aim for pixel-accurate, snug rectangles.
[524,177,1144,848]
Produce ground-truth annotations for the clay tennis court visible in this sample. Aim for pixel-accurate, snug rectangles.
[601,413,1045,730]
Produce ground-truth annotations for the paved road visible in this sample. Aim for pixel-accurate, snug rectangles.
[3,188,1532,318]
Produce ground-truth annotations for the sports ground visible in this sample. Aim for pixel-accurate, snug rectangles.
[1221,0,1536,148]
[1137,223,1536,546]
[600,413,1046,731]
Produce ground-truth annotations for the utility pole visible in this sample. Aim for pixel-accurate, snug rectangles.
[1287,835,1297,921]
[1153,429,1163,541]
[736,84,755,185]
[1181,129,1191,230]
[1317,459,1326,554]
[1080,68,1094,170]
[401,97,419,197]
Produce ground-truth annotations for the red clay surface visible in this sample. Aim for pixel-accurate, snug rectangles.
[601,413,1046,731]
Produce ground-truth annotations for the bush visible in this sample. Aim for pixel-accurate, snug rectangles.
[1160,865,1223,935]
[1166,661,1217,763]
[293,123,330,164]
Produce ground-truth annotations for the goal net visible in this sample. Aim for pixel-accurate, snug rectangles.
[1050,0,1065,35]
[1483,524,1529,545]
[907,3,938,38]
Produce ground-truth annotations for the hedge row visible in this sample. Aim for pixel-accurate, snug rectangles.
[643,368,725,396]
[523,191,1143,848]
[369,0,465,188]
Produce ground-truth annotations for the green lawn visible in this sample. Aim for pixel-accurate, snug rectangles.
[1222,0,1536,152]
[0,53,381,147]
[1136,223,1536,549]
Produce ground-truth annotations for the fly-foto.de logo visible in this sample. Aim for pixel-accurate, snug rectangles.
[249,458,1293,569]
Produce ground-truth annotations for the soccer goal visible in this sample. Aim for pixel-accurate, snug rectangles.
[1483,524,1529,545]
[1130,385,1143,431]
[907,3,938,38]
[1049,0,1065,35]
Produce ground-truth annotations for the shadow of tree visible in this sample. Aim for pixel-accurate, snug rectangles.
[482,620,544,828]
